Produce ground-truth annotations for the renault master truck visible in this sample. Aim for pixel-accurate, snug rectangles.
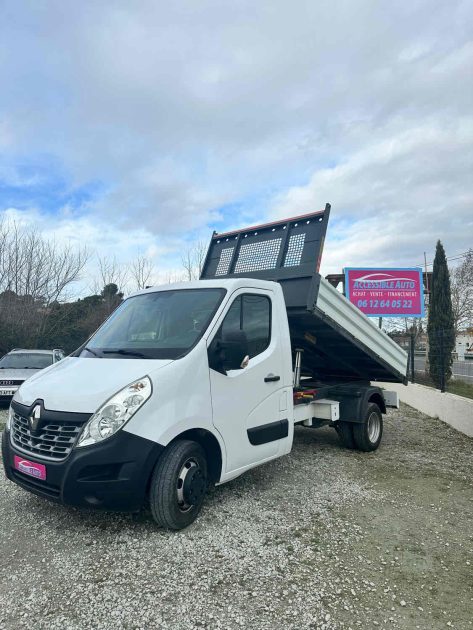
[2,204,407,530]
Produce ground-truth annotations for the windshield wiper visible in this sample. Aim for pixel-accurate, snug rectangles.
[102,349,148,358]
[84,347,101,358]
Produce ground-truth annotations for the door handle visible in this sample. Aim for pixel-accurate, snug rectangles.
[264,374,280,382]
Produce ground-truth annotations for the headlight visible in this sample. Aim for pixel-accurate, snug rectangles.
[6,405,14,431]
[77,376,152,448]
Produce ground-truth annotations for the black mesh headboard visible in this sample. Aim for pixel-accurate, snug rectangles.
[200,204,331,309]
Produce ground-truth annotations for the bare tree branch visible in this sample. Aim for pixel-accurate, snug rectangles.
[451,249,473,332]
[130,256,155,290]
[181,240,207,281]
[0,220,89,352]
[94,255,129,294]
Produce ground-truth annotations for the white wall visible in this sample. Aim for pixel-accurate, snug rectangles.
[456,333,473,360]
[375,381,473,438]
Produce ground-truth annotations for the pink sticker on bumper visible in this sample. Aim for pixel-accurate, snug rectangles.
[14,456,47,481]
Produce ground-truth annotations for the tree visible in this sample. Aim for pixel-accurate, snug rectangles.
[101,283,123,313]
[37,286,124,354]
[0,219,88,304]
[181,240,207,281]
[427,241,455,390]
[94,255,128,295]
[450,249,473,333]
[0,218,88,354]
[38,296,102,352]
[130,255,155,290]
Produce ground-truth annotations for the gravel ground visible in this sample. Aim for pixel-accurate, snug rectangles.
[0,404,472,630]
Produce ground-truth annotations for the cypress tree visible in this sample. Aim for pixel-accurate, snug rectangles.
[427,241,455,390]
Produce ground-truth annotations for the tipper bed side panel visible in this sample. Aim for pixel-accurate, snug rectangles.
[288,313,408,383]
[287,283,407,384]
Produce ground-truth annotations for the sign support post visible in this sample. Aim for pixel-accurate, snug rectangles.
[410,333,415,383]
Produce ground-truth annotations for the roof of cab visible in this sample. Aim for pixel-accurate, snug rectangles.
[130,278,280,299]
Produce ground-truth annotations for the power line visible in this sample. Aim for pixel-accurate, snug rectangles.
[422,251,470,266]
[415,250,471,268]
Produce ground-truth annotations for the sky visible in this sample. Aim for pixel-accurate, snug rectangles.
[0,0,472,295]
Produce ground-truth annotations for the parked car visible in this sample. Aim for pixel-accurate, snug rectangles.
[0,349,65,401]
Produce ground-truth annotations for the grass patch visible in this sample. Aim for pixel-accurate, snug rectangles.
[447,380,473,399]
[413,372,473,399]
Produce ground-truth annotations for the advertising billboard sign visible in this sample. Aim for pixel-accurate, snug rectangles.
[344,267,425,317]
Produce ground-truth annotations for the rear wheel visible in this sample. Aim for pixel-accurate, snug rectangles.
[149,440,208,530]
[336,421,356,449]
[353,403,383,452]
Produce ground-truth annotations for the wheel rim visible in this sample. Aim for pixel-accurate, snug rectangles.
[367,412,381,443]
[176,458,206,513]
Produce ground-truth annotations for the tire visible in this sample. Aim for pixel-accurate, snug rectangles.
[149,440,208,530]
[353,403,383,452]
[336,421,356,449]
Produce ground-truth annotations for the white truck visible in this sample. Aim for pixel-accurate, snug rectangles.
[2,205,407,530]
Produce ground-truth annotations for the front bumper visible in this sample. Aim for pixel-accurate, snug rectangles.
[2,428,164,512]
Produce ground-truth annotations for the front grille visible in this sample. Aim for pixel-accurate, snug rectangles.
[0,380,23,386]
[11,413,83,461]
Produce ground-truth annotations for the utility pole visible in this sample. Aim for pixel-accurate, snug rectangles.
[424,251,430,376]
[424,252,429,294]
[410,333,415,383]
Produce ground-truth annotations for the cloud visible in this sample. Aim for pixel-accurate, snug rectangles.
[1,206,186,295]
[271,116,473,272]
[0,0,472,286]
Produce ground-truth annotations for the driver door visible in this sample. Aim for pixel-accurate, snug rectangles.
[207,289,288,476]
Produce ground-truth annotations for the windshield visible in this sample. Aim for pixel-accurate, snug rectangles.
[0,353,53,369]
[79,288,226,360]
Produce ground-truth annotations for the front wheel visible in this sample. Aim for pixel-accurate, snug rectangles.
[353,403,383,452]
[149,440,208,530]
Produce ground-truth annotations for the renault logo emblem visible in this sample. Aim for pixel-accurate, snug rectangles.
[29,405,41,433]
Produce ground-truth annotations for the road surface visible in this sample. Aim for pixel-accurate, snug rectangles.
[414,355,473,382]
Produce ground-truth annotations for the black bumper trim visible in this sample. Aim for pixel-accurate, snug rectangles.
[247,419,289,445]
[11,469,61,499]
[2,428,164,512]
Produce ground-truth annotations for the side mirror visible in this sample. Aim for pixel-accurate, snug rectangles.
[221,330,248,371]
[208,330,248,374]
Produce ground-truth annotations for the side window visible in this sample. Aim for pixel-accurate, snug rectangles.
[220,296,242,339]
[242,294,271,357]
[214,293,271,359]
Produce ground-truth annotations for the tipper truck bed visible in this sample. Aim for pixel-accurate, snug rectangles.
[201,203,407,385]
[3,203,408,530]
